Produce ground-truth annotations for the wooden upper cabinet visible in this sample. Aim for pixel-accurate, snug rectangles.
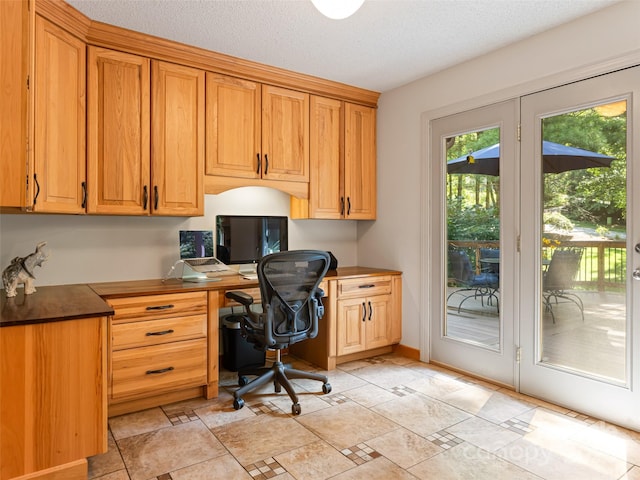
[308,96,343,219]
[87,47,150,215]
[151,61,205,216]
[0,0,30,209]
[205,73,261,179]
[33,14,86,214]
[261,85,309,182]
[344,103,376,220]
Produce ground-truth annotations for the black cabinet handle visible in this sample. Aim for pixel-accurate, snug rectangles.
[145,304,174,311]
[256,153,261,174]
[154,185,159,210]
[362,302,366,322]
[143,185,148,210]
[146,366,174,375]
[359,284,375,289]
[145,329,174,336]
[347,197,351,215]
[33,174,40,205]
[340,197,345,216]
[264,154,269,175]
[81,181,87,209]
[368,301,372,321]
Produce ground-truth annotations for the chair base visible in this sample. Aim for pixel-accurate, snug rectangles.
[232,351,331,415]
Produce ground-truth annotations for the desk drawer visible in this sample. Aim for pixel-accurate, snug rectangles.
[111,338,207,400]
[111,314,207,350]
[337,276,392,298]
[109,292,207,323]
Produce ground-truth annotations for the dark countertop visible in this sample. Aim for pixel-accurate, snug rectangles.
[1,284,114,327]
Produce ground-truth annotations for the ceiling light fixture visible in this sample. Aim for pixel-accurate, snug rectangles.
[311,0,364,19]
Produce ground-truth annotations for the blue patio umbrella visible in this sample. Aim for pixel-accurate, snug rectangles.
[447,141,615,175]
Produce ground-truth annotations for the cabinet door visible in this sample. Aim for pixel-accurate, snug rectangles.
[365,294,393,350]
[151,60,204,216]
[0,0,30,208]
[87,47,150,215]
[261,85,309,182]
[344,103,376,219]
[205,73,261,179]
[308,96,343,219]
[336,297,367,356]
[33,15,86,213]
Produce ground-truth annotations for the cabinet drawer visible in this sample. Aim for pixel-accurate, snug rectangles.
[111,338,207,400]
[108,292,207,323]
[337,276,392,298]
[111,314,206,350]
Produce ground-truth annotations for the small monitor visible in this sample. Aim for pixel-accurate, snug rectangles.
[216,215,288,265]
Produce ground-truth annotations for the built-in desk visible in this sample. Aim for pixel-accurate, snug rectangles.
[89,266,402,416]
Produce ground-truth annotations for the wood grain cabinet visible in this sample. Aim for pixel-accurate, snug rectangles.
[32,14,87,213]
[205,73,309,190]
[291,99,377,220]
[107,292,209,413]
[87,51,204,216]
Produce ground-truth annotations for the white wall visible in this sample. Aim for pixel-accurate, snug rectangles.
[361,0,640,353]
[0,187,358,286]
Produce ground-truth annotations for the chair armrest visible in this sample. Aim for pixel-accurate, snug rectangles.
[225,290,254,307]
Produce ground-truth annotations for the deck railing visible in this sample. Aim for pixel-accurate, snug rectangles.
[448,239,626,292]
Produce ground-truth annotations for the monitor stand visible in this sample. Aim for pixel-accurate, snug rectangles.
[182,263,222,283]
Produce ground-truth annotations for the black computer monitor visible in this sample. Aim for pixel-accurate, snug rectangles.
[215,215,288,265]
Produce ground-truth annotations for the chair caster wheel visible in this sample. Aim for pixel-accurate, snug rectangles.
[292,403,301,415]
[233,398,245,410]
[274,382,282,393]
[238,376,249,387]
[322,383,332,394]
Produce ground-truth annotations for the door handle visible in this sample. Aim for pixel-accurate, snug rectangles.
[635,243,640,254]
[633,268,640,281]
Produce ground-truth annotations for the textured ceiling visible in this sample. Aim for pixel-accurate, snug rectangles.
[66,0,621,93]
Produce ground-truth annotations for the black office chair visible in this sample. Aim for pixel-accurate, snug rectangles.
[224,250,332,415]
[543,247,584,323]
[447,249,499,313]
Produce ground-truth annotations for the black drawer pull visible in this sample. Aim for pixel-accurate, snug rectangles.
[362,302,366,322]
[145,329,174,336]
[145,304,174,311]
[358,284,376,289]
[146,366,174,375]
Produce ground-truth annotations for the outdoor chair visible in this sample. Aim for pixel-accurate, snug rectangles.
[543,247,584,323]
[447,249,499,314]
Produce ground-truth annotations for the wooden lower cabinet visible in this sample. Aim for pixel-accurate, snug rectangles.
[0,317,107,480]
[106,292,211,415]
[290,273,402,370]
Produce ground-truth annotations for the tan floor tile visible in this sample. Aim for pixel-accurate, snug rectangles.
[296,402,399,450]
[160,393,227,416]
[409,443,540,479]
[291,368,368,394]
[88,430,125,479]
[574,421,640,466]
[170,454,253,479]
[446,416,522,452]
[211,413,319,465]
[194,394,257,429]
[347,363,423,389]
[109,407,172,440]
[276,440,355,479]
[371,393,471,438]
[90,470,130,480]
[622,466,640,479]
[405,374,469,399]
[341,383,400,408]
[366,427,442,469]
[496,429,631,480]
[117,420,226,480]
[331,456,419,479]
[441,384,535,423]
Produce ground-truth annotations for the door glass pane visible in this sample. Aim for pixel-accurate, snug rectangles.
[445,127,501,349]
[540,100,627,383]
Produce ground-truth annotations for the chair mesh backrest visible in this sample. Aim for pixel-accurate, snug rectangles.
[544,248,583,291]
[448,250,474,283]
[258,250,330,342]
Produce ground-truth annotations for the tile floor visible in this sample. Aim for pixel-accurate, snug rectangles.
[89,354,640,480]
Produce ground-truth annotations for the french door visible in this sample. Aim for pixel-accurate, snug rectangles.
[429,66,640,428]
[429,100,519,387]
[519,66,640,428]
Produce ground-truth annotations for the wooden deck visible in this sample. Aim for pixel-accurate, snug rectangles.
[446,288,626,381]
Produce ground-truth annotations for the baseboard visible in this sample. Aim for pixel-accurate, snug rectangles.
[393,343,420,361]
